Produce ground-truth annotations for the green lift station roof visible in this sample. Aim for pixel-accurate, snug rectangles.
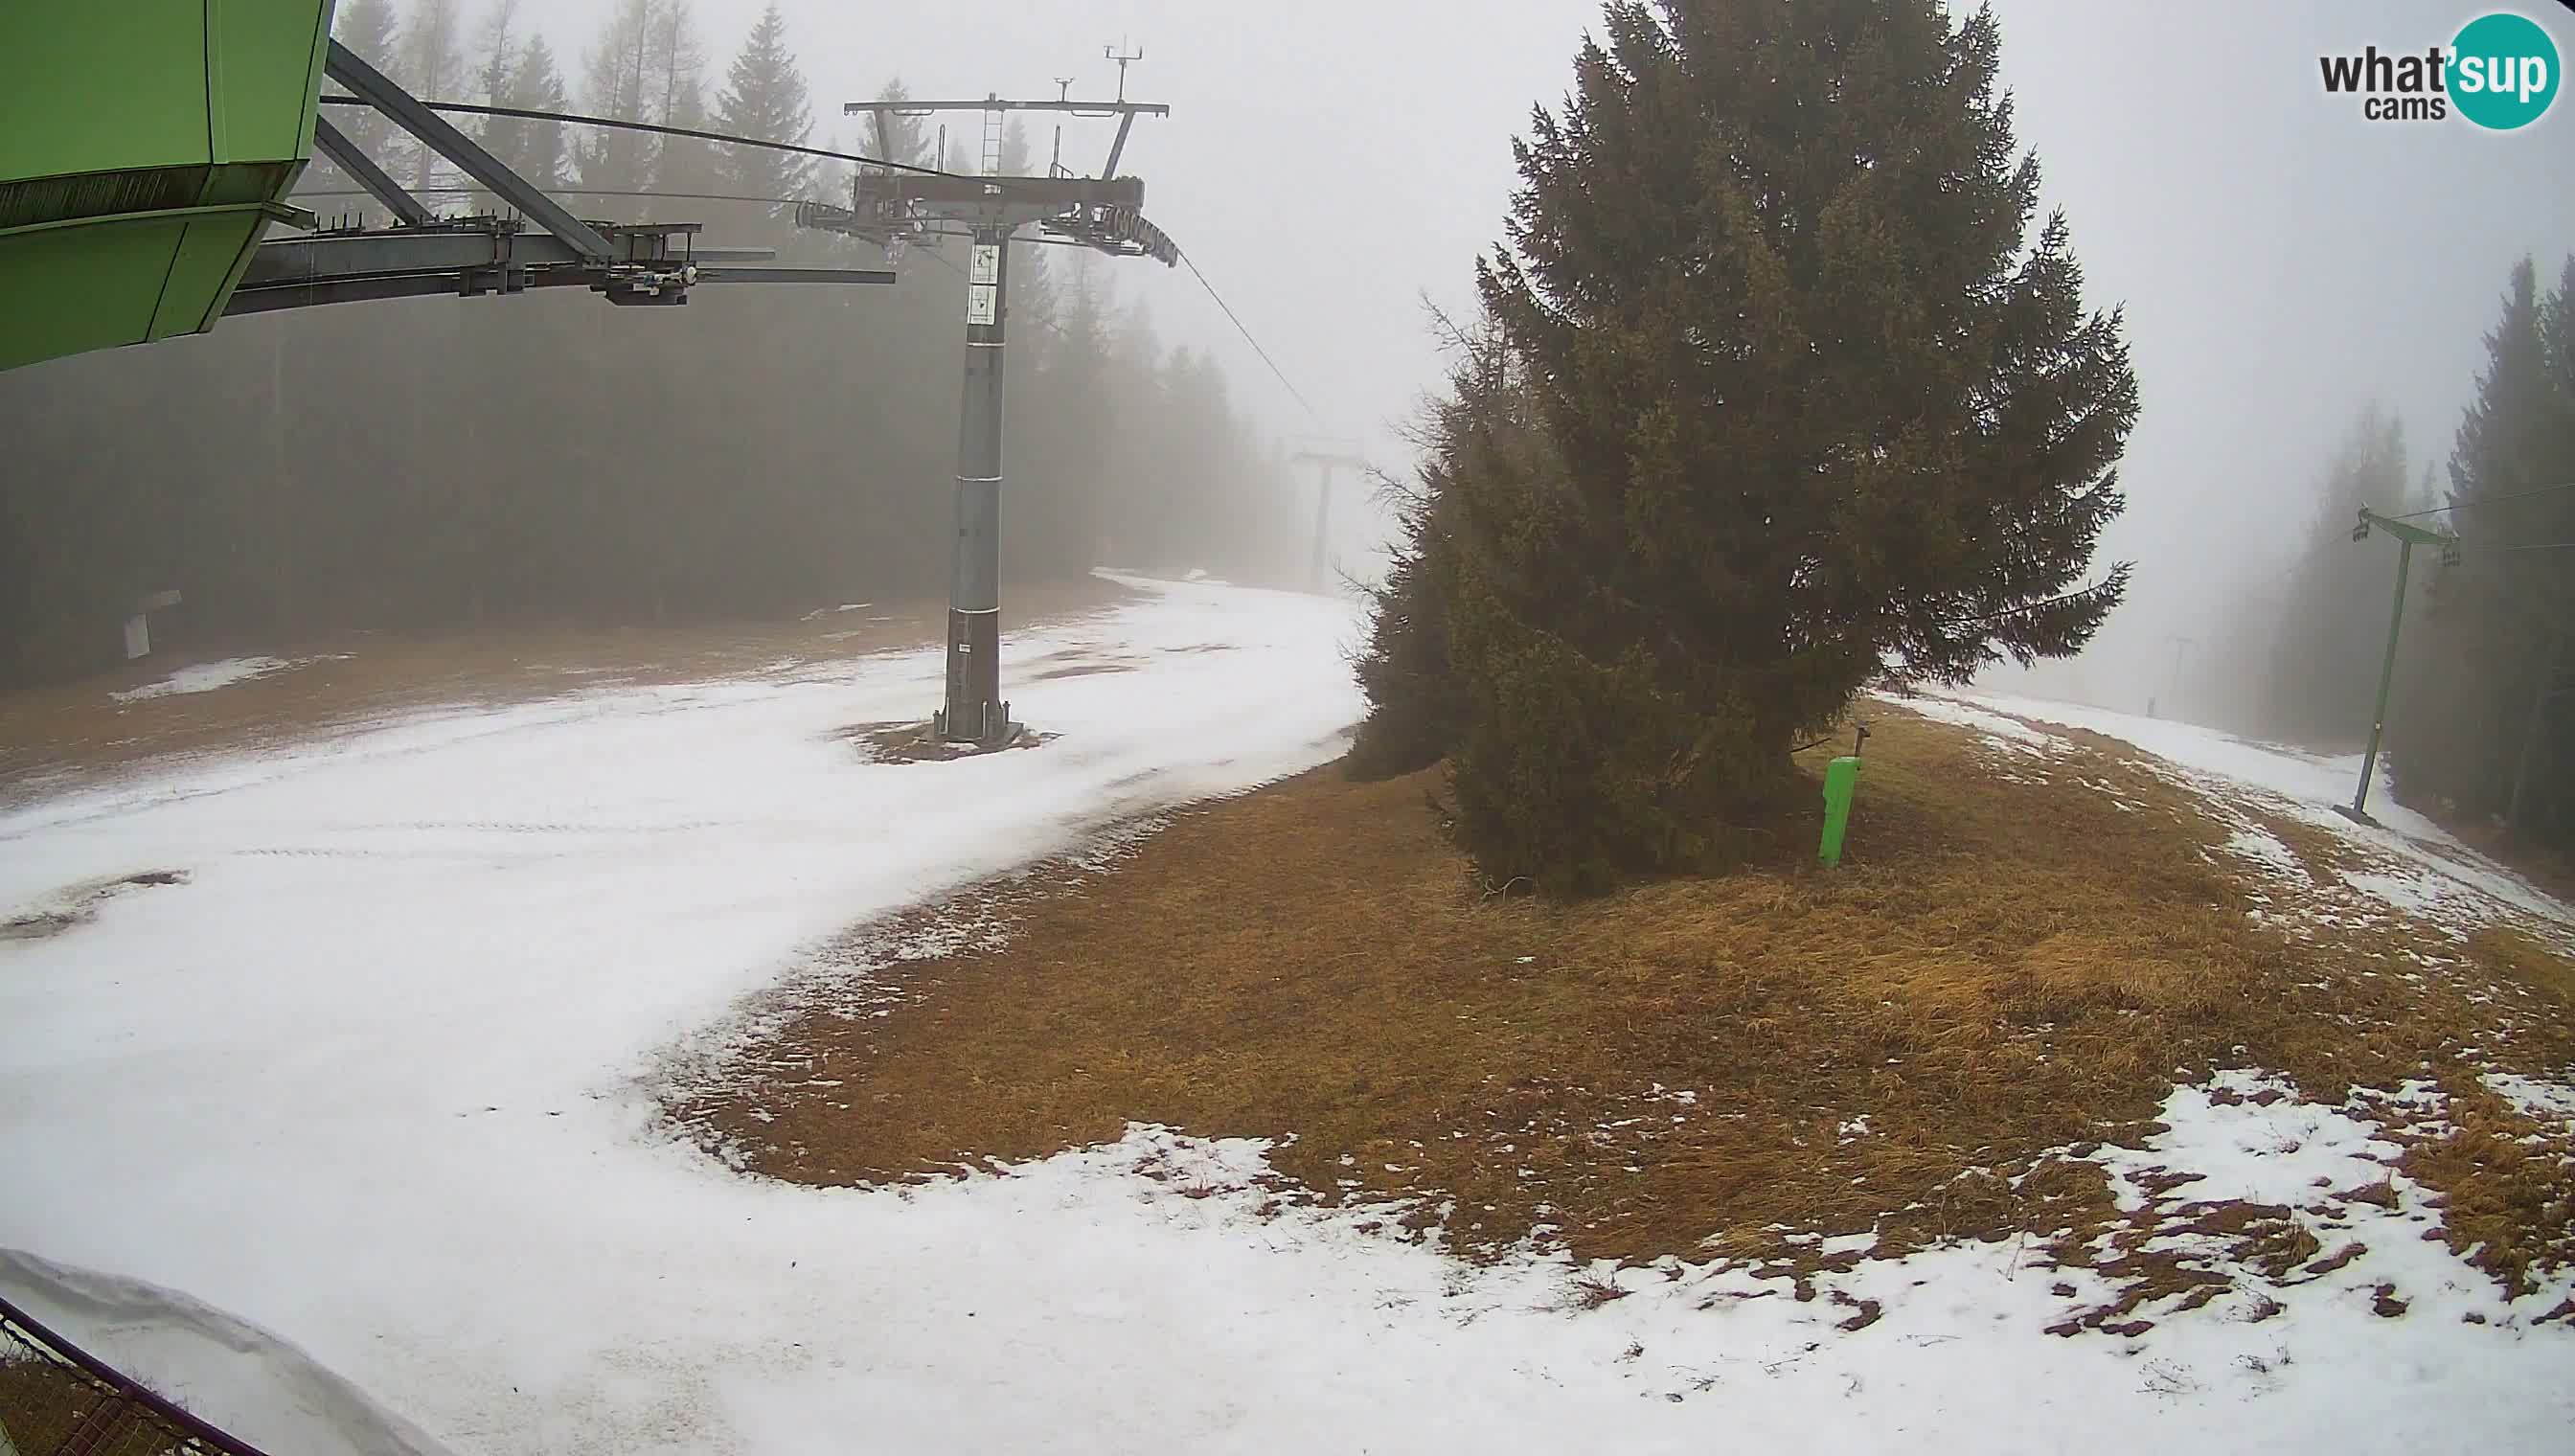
[0,2,336,373]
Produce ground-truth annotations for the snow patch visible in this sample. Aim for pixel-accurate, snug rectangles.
[2337,866,2460,920]
[110,655,326,702]
[1874,692,2065,752]
[2481,1071,2575,1131]
[2222,824,2305,883]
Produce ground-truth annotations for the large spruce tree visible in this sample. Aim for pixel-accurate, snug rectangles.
[504,36,568,192]
[328,0,403,166]
[1360,1,2138,893]
[712,6,815,210]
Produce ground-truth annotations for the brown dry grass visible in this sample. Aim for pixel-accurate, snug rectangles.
[677,705,2575,1298]
[0,578,1133,804]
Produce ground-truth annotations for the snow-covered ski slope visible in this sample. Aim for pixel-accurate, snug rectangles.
[3,583,2569,1454]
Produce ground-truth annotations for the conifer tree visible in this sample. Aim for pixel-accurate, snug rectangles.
[712,5,814,213]
[862,80,929,171]
[396,0,468,189]
[465,2,520,211]
[1361,0,2138,893]
[473,0,517,108]
[578,0,660,193]
[328,0,403,169]
[644,2,718,216]
[504,35,568,192]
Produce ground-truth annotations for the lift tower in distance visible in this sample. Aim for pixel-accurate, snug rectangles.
[1289,440,1369,596]
[801,57,1176,748]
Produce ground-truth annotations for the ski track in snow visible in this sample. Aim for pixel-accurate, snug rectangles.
[2,597,2571,1454]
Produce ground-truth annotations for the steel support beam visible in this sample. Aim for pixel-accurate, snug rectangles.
[228,226,893,315]
[695,265,896,286]
[936,227,1013,745]
[2341,506,2460,824]
[311,116,437,227]
[842,100,1170,118]
[1103,112,1138,179]
[225,268,590,314]
[242,227,567,284]
[324,40,615,261]
[2348,536,2414,824]
[857,174,1142,217]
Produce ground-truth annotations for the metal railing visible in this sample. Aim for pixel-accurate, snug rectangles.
[0,1293,269,1456]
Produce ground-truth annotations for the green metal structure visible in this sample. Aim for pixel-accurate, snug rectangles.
[0,2,335,374]
[2344,507,2461,824]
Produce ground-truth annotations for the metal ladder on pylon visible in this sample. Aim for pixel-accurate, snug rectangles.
[979,101,1006,177]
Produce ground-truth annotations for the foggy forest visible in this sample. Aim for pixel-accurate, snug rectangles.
[0,0,1310,685]
[2189,254,2575,853]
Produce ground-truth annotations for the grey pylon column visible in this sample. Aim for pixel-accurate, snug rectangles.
[938,226,1012,744]
[1308,460,1333,594]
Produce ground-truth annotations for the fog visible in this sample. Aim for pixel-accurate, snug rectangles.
[5,1,2567,699]
[1974,2,2575,717]
[541,0,2565,705]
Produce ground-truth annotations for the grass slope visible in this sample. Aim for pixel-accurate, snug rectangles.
[678,707,2575,1312]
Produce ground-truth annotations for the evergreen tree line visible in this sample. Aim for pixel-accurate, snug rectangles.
[1350,1,2138,896]
[2211,256,2575,850]
[0,0,1306,686]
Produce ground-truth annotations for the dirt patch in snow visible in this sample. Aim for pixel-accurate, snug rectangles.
[1,870,189,943]
[840,722,1060,763]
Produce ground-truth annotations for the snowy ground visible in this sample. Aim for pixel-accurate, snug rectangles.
[4,595,2571,1454]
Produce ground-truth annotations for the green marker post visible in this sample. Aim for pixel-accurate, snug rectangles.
[1819,756,1862,867]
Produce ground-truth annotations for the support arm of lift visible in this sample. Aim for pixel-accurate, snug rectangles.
[323,39,614,261]
[227,221,895,315]
[246,45,900,313]
[311,116,436,228]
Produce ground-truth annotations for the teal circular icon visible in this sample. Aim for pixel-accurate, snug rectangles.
[2451,11,2561,129]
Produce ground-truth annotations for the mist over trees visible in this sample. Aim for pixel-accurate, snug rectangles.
[0,0,1306,687]
[2201,404,2421,746]
[2199,255,2574,854]
[1353,0,2137,895]
[2385,257,2575,850]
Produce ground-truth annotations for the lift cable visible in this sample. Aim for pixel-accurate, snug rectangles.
[1173,247,1324,427]
[2386,481,2575,520]
[314,94,962,179]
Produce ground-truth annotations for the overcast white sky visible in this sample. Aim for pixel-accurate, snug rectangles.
[523,0,2571,697]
